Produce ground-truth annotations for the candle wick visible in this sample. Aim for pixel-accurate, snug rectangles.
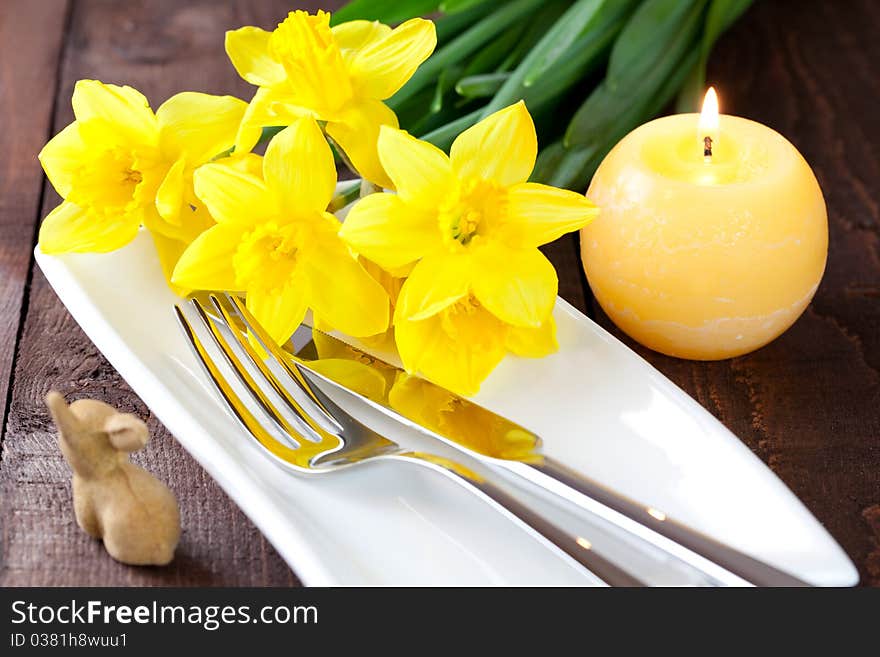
[703,135,713,159]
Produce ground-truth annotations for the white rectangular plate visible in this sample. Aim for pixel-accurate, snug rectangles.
[35,231,857,586]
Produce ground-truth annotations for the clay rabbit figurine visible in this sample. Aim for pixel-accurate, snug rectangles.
[45,391,180,566]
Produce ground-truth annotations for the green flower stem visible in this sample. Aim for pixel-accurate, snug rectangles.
[327,181,363,213]
[419,107,484,151]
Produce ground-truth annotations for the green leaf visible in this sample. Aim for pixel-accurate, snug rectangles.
[462,24,527,77]
[606,0,704,88]
[388,0,545,108]
[530,140,568,183]
[673,56,706,113]
[496,0,570,72]
[547,46,702,189]
[440,0,490,13]
[675,0,754,111]
[522,0,607,87]
[456,72,511,99]
[564,0,707,146]
[434,1,496,43]
[330,0,440,25]
[430,65,464,113]
[482,0,639,116]
[419,108,484,151]
[702,0,754,59]
[523,11,630,112]
[393,86,437,129]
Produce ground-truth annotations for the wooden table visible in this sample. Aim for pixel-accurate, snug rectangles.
[1,0,877,587]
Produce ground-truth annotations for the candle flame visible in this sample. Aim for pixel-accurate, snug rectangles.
[699,87,719,159]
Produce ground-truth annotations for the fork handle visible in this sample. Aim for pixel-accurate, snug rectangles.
[393,452,646,586]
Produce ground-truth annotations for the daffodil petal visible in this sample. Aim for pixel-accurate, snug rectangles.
[247,280,310,346]
[38,122,86,198]
[234,87,313,154]
[193,161,274,225]
[149,231,190,296]
[331,20,392,54]
[71,80,158,146]
[222,152,264,177]
[225,27,286,86]
[171,223,245,291]
[505,315,558,357]
[264,117,336,214]
[349,18,436,100]
[156,92,247,162]
[395,254,472,322]
[303,234,389,338]
[235,88,271,154]
[156,158,186,224]
[38,201,139,254]
[377,126,452,207]
[471,243,557,327]
[450,101,536,187]
[143,198,210,244]
[325,99,397,189]
[395,312,506,396]
[499,182,599,248]
[339,192,436,271]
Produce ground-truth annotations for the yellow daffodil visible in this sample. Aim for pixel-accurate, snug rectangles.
[38,79,246,287]
[339,101,598,394]
[172,116,389,345]
[393,293,559,395]
[226,10,436,188]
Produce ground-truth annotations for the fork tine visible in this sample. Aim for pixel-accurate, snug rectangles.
[174,305,320,466]
[224,294,342,432]
[189,300,314,444]
[188,300,342,464]
[209,294,342,437]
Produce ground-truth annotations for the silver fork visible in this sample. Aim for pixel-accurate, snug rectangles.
[175,295,647,586]
[202,294,810,587]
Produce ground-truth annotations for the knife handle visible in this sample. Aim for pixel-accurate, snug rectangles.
[503,456,810,586]
[395,452,647,586]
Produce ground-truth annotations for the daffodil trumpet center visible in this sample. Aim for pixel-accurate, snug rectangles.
[268,10,354,114]
[438,295,496,346]
[68,146,151,216]
[439,178,504,249]
[234,221,303,291]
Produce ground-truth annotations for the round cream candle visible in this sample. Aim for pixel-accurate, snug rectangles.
[582,89,827,360]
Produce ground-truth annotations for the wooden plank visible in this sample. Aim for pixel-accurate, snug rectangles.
[4,0,877,587]
[0,0,70,445]
[0,0,317,587]
[588,0,880,585]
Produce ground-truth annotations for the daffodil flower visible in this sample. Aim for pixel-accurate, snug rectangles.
[225,10,436,188]
[172,116,389,345]
[38,79,247,287]
[392,293,560,395]
[339,101,599,394]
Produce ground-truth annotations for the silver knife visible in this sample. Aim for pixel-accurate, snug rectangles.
[282,321,809,587]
